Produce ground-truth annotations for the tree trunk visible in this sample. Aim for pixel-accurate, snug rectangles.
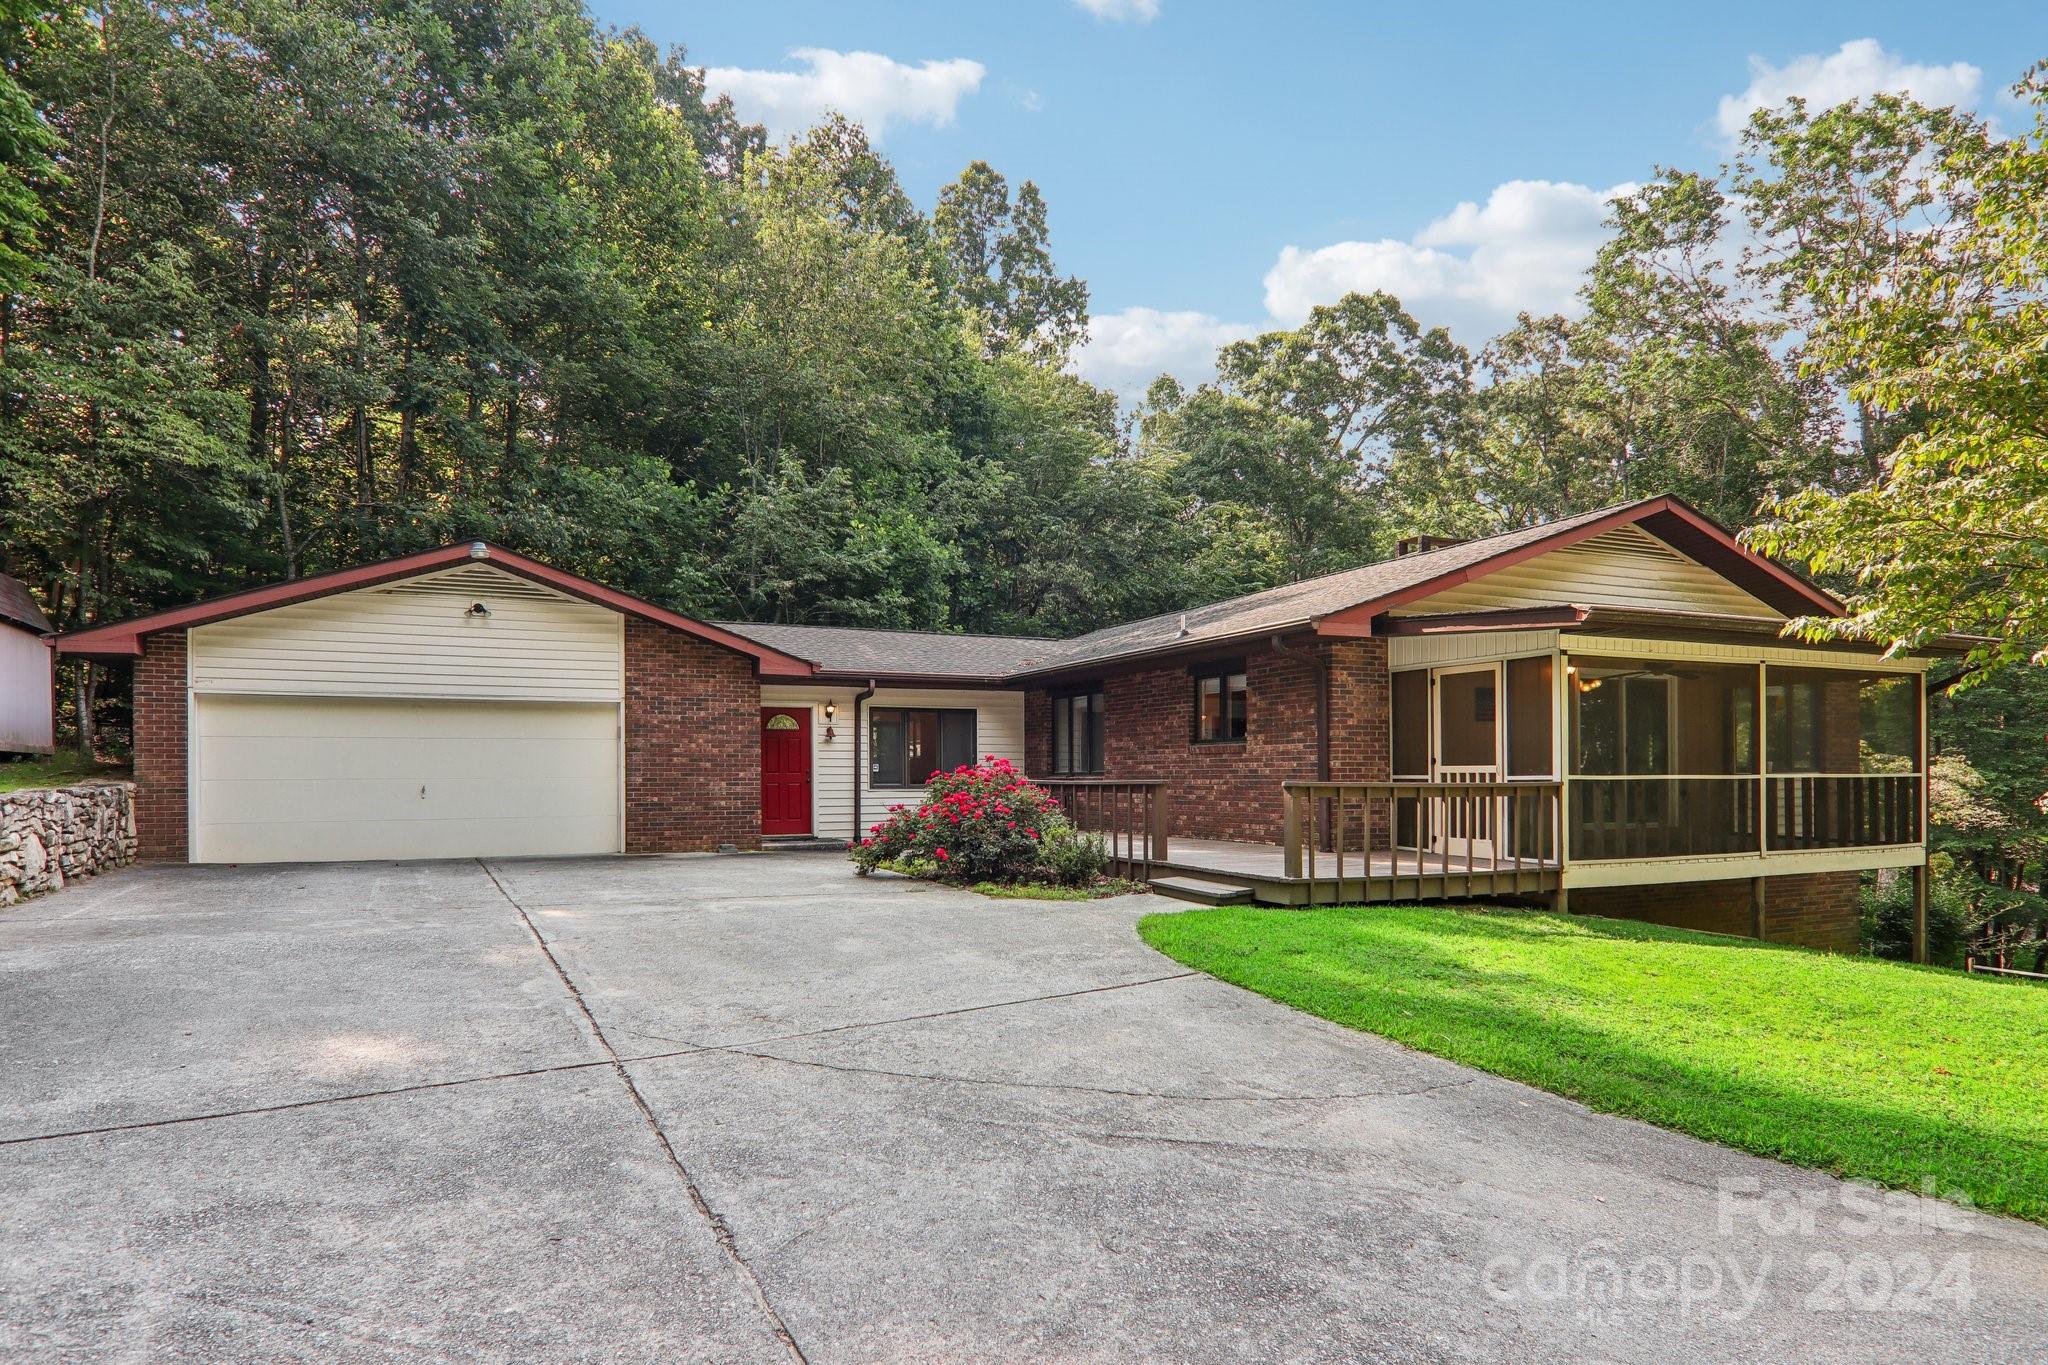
[396,326,417,494]
[73,664,95,758]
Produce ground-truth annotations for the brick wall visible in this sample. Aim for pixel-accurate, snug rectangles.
[1026,637,1390,844]
[132,629,188,861]
[624,618,762,853]
[1571,870,1861,953]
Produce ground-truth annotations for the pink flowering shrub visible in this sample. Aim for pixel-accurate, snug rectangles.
[849,757,1108,886]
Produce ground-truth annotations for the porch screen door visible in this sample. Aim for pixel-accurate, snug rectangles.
[1432,663,1503,861]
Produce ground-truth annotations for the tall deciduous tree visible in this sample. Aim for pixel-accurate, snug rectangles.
[1751,75,2048,673]
[935,160,1089,360]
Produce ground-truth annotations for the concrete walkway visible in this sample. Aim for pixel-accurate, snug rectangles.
[1,854,2043,1362]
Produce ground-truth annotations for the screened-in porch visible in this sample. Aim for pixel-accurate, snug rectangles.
[1363,645,1926,874]
[1036,633,1928,915]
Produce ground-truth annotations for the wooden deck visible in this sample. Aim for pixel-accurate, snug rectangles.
[1105,834,1562,906]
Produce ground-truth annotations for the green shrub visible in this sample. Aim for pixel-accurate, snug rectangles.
[1861,858,1980,966]
[848,757,1110,888]
[1037,825,1111,886]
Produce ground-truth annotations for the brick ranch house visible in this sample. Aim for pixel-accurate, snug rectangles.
[55,494,1945,958]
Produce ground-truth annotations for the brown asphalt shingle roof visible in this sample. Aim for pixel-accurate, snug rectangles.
[712,622,1067,680]
[1007,502,1642,675]
[0,574,51,635]
[719,501,1669,681]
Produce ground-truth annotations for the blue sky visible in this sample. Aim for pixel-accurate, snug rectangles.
[592,1,2046,398]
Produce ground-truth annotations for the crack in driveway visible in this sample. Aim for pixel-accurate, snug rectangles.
[478,860,810,1365]
[610,969,1205,1051]
[0,968,1425,1149]
[701,1044,1482,1103]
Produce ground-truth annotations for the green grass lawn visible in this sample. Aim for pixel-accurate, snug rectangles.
[970,878,1149,901]
[1139,904,2048,1224]
[0,753,129,794]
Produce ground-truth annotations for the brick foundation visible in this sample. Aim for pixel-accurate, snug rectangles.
[132,630,188,861]
[624,618,762,853]
[1027,637,1389,844]
[1570,871,1862,953]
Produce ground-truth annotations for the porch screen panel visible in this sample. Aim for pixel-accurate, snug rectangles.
[1764,666,1920,850]
[1391,671,1429,779]
[1438,671,1496,768]
[1506,656,1553,778]
[1568,657,1761,860]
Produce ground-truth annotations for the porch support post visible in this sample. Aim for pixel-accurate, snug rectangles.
[1283,786,1303,879]
[1912,861,1929,965]
[1749,876,1766,941]
[1149,782,1172,866]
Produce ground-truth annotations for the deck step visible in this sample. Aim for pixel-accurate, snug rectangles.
[1149,875,1257,906]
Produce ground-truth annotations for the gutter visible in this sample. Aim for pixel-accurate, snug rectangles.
[850,679,877,840]
[1006,621,1319,685]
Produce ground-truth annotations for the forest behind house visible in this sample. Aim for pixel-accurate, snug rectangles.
[5,1,2048,963]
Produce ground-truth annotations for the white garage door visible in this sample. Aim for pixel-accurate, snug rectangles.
[192,695,621,863]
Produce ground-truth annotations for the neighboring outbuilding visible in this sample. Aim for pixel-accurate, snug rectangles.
[0,573,54,757]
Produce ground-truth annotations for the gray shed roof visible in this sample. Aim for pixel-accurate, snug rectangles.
[713,622,1067,681]
[0,574,51,635]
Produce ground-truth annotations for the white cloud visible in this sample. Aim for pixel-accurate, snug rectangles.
[1087,39,1994,403]
[700,48,986,141]
[1074,307,1253,403]
[1261,179,1635,342]
[1715,38,1982,143]
[1073,0,1160,21]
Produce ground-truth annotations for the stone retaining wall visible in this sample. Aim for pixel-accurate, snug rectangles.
[0,781,137,906]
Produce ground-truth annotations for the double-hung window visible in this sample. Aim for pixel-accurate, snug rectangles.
[870,708,977,788]
[1192,661,1248,743]
[1051,688,1104,774]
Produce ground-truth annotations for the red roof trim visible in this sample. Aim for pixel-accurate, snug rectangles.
[54,544,817,678]
[1312,496,1840,635]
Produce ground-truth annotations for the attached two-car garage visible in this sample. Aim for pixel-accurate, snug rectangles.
[190,695,621,863]
[183,558,628,864]
[56,541,815,864]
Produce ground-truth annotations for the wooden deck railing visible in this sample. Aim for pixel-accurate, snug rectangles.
[1766,774,1921,851]
[1281,781,1564,885]
[1035,778,1171,880]
[1566,773,1924,861]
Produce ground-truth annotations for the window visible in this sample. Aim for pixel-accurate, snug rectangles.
[1051,688,1104,775]
[1192,661,1248,743]
[1765,680,1823,773]
[1571,666,1675,775]
[869,708,977,788]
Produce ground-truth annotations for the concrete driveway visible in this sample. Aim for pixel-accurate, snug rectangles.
[2,854,2044,1362]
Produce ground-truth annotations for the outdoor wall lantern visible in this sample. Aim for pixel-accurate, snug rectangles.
[466,601,491,619]
[822,699,837,741]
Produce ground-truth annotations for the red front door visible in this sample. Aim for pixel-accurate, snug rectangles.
[760,708,813,836]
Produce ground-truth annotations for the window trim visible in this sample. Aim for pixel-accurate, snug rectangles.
[1189,658,1249,746]
[868,706,978,789]
[1050,684,1105,776]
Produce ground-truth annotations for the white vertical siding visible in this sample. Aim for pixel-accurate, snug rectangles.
[0,625,54,752]
[1394,526,1781,618]
[189,564,623,702]
[760,684,1027,840]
